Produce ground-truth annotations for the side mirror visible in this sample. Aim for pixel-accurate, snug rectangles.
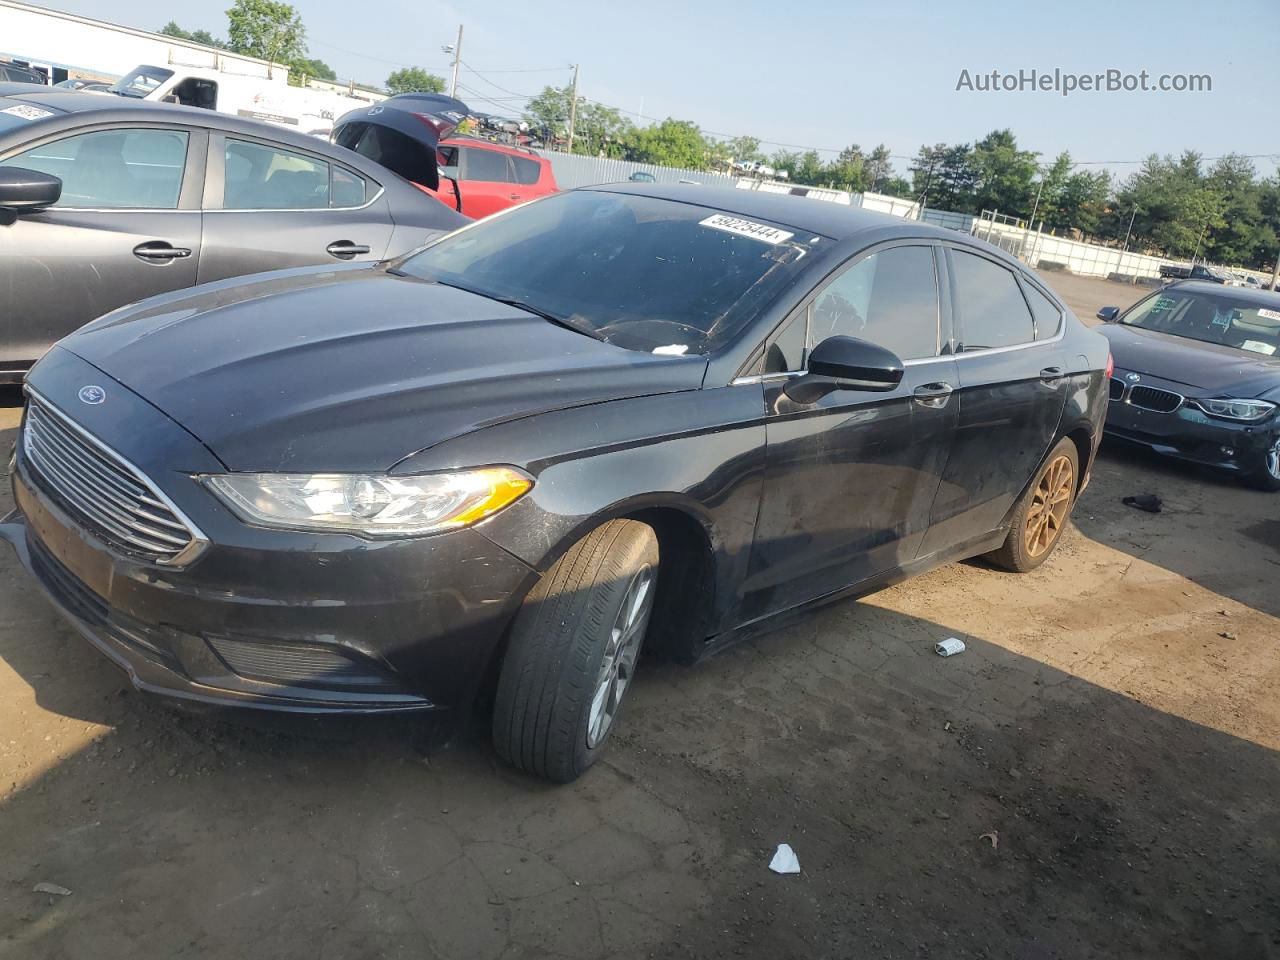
[784,336,904,403]
[0,167,61,224]
[1096,306,1120,323]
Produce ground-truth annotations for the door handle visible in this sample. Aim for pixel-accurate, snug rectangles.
[912,382,954,408]
[508,193,521,200]
[132,241,191,262]
[326,241,371,260]
[1039,366,1065,382]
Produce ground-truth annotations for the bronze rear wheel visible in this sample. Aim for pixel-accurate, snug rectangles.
[986,438,1080,573]
[1023,454,1074,557]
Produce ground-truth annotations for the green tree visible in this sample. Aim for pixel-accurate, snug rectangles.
[292,56,335,81]
[225,0,306,64]
[864,144,893,193]
[625,119,709,169]
[386,67,446,95]
[159,21,228,49]
[970,129,1039,216]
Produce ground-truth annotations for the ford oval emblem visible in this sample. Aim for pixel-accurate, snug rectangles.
[1126,373,1141,383]
[78,384,106,405]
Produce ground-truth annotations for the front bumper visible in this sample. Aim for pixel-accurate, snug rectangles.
[1104,370,1277,474]
[1,353,539,714]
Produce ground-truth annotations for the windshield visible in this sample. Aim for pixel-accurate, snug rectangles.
[108,66,173,99]
[395,191,823,355]
[1122,288,1280,357]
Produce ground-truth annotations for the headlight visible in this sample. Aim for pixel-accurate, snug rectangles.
[204,467,531,537]
[1191,398,1277,422]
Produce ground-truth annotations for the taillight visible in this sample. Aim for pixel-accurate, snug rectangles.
[1104,352,1114,379]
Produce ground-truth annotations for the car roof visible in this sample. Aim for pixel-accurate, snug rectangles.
[0,87,337,154]
[585,181,959,243]
[1165,279,1280,304]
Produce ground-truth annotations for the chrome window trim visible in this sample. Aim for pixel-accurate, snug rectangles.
[731,371,803,386]
[22,385,210,567]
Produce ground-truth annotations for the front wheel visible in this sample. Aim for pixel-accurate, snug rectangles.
[986,438,1079,572]
[1243,436,1280,492]
[492,519,659,783]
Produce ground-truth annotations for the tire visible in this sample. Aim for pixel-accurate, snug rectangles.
[986,438,1079,573]
[1243,435,1280,492]
[492,519,659,783]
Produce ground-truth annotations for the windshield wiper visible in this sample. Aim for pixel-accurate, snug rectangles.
[488,297,605,341]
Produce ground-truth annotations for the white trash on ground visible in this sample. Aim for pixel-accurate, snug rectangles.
[33,882,72,896]
[769,843,801,874]
[935,637,966,657]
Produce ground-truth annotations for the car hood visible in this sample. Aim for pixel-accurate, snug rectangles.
[58,265,707,472]
[1099,323,1280,396]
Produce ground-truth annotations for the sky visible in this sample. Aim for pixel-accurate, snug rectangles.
[27,0,1280,180]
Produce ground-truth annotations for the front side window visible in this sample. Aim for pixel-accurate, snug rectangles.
[950,249,1035,350]
[464,147,512,182]
[0,128,188,208]
[395,191,823,355]
[1121,289,1279,356]
[809,245,940,360]
[223,139,328,209]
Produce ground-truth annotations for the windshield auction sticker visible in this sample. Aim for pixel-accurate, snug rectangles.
[700,214,794,245]
[1,104,54,121]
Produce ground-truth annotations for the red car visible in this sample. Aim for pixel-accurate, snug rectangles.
[434,136,558,218]
[333,95,557,222]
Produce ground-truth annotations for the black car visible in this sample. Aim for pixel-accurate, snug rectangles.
[0,185,1109,781]
[0,85,468,382]
[1097,281,1280,489]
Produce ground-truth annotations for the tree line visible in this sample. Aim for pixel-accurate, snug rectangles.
[524,83,1278,269]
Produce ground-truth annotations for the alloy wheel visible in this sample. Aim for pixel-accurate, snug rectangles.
[586,564,654,748]
[1024,454,1074,558]
[1267,437,1280,480]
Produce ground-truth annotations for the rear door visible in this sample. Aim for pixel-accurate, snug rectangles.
[919,246,1072,555]
[197,132,394,284]
[741,242,959,621]
[458,145,518,218]
[0,124,203,370]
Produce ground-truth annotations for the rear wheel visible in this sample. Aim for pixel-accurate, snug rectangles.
[492,519,658,783]
[1242,435,1280,491]
[987,439,1079,572]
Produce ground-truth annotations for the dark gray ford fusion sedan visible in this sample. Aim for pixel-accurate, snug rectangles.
[1,185,1109,781]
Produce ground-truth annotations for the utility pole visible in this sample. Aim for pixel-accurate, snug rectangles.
[1028,174,1045,234]
[1269,250,1279,291]
[1121,205,1138,253]
[449,24,463,98]
[566,63,580,153]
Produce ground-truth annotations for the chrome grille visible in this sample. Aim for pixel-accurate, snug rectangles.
[22,393,201,564]
[1128,385,1183,413]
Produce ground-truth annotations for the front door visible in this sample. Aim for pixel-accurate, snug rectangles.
[198,134,394,284]
[920,246,1071,554]
[0,125,203,370]
[741,242,958,622]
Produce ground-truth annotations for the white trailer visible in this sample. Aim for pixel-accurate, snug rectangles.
[0,0,383,134]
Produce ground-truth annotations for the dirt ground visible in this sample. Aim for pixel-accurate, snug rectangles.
[1,273,1277,960]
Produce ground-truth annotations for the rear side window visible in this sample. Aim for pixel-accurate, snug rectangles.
[809,245,940,360]
[950,250,1035,350]
[0,128,188,208]
[511,155,541,185]
[1023,282,1063,340]
[223,139,328,209]
[331,165,367,207]
[464,147,512,182]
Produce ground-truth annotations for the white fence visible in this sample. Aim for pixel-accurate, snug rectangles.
[972,219,1167,280]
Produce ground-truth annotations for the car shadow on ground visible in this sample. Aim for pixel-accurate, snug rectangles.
[1,545,1278,959]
